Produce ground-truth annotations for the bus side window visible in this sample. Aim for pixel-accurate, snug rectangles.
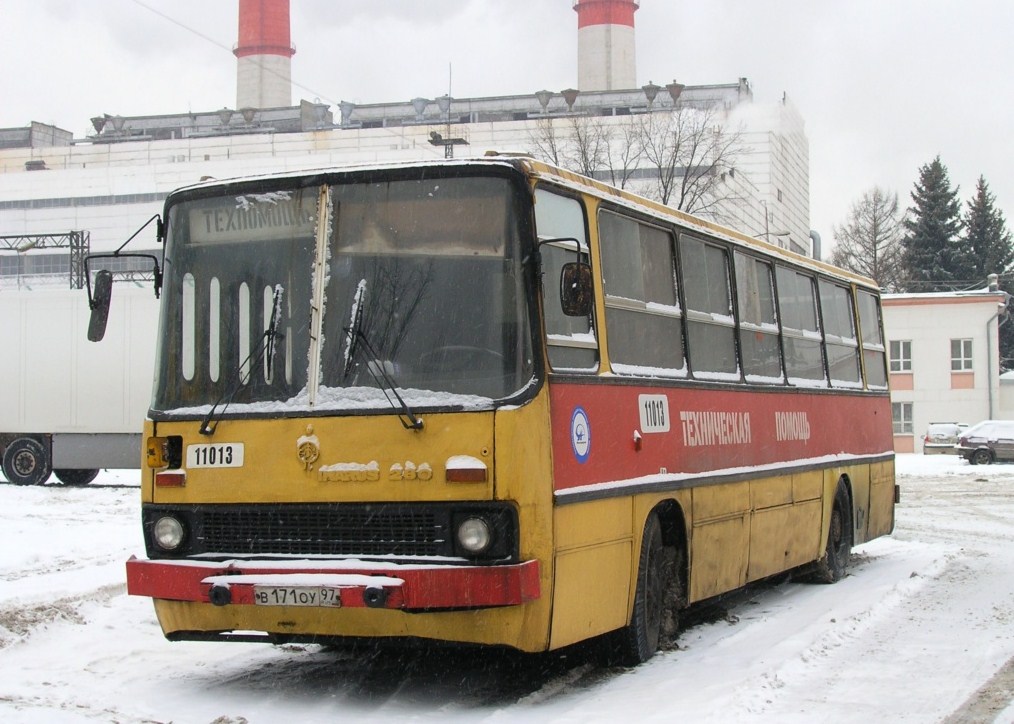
[734,252,783,382]
[681,236,737,378]
[599,210,685,376]
[776,266,826,385]
[535,189,598,372]
[856,290,888,388]
[819,280,862,387]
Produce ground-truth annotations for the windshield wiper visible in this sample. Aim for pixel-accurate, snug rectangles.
[199,285,284,436]
[343,281,424,431]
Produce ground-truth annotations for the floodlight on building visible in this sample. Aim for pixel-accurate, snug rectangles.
[240,107,257,124]
[667,81,686,104]
[339,101,356,126]
[111,116,126,132]
[562,88,580,112]
[436,95,453,115]
[91,116,108,134]
[411,97,430,120]
[642,81,661,108]
[535,90,553,113]
[218,108,234,126]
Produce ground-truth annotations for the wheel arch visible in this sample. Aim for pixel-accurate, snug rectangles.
[647,498,689,607]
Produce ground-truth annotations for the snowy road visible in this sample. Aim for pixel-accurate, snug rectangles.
[1,455,1013,723]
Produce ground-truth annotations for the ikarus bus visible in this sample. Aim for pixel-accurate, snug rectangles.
[92,155,897,664]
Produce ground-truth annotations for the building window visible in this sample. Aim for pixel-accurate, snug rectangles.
[951,338,973,371]
[892,402,913,434]
[890,340,912,372]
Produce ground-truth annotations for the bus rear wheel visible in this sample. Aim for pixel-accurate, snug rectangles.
[813,481,853,583]
[616,512,678,665]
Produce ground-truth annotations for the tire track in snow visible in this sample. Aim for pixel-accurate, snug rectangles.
[0,582,124,648]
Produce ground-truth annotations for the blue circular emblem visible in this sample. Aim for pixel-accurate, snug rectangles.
[571,407,591,463]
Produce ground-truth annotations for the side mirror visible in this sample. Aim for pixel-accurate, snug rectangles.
[560,261,593,317]
[87,270,113,342]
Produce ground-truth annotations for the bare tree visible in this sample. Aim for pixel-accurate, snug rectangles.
[529,115,628,184]
[601,120,642,190]
[527,104,742,217]
[634,103,744,217]
[559,116,607,179]
[528,117,564,166]
[830,187,905,291]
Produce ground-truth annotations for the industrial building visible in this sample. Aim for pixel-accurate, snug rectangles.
[0,0,812,288]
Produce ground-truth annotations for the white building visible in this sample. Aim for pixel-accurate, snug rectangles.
[0,80,811,282]
[883,283,1011,453]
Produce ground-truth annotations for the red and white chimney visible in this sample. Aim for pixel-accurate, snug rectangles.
[573,0,639,91]
[234,0,295,109]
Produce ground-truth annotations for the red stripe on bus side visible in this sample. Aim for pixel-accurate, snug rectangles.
[549,382,892,492]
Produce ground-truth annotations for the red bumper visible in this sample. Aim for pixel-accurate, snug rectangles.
[126,556,541,611]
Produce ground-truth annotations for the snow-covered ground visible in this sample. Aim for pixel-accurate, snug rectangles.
[2,455,1013,723]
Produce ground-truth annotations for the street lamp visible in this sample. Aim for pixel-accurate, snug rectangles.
[754,200,790,243]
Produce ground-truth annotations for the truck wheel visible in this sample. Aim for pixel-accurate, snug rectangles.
[54,468,100,486]
[2,437,52,486]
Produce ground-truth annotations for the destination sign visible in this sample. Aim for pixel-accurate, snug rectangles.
[189,192,316,244]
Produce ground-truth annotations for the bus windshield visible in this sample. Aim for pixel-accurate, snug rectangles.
[152,173,536,416]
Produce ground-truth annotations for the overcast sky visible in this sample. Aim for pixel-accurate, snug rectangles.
[4,0,1013,258]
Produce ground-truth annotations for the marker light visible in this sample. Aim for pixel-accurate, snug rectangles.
[146,436,169,468]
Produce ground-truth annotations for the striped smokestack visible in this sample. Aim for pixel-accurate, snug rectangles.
[573,0,639,91]
[234,0,295,109]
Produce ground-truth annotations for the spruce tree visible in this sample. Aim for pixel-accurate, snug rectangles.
[900,157,966,291]
[963,176,1013,282]
[962,176,1014,371]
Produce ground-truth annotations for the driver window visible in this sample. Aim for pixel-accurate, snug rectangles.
[535,188,598,372]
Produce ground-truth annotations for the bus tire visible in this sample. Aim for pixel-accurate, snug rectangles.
[617,513,670,665]
[813,481,853,583]
[54,468,100,486]
[2,437,52,486]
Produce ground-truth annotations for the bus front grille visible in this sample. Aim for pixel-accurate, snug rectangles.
[197,504,447,557]
[141,502,519,562]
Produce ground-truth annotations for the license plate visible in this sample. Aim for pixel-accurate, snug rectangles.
[186,443,244,468]
[253,586,342,607]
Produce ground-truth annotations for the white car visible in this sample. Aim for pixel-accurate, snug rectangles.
[921,422,968,455]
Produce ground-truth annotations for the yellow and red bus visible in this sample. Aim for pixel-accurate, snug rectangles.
[117,155,896,663]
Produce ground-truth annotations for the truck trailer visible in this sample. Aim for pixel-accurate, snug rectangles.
[0,284,157,484]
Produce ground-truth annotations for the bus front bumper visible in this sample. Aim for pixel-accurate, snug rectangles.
[126,556,541,611]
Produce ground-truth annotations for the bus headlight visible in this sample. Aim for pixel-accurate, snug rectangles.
[456,517,492,554]
[153,516,185,551]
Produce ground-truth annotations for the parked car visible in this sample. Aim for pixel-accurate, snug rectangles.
[922,422,969,455]
[957,420,1014,464]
